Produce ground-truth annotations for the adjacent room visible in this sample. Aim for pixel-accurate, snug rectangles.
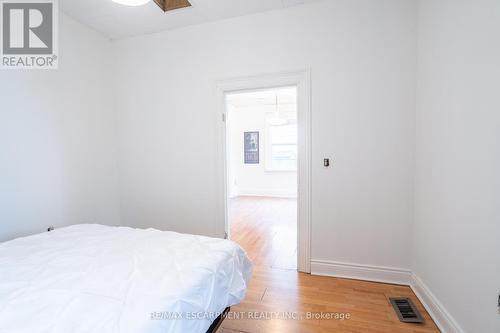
[226,87,298,270]
[0,0,499,333]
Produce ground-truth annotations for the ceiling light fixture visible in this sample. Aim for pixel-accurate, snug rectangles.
[111,0,192,12]
[111,0,151,6]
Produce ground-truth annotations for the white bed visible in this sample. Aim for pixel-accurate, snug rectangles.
[0,224,252,333]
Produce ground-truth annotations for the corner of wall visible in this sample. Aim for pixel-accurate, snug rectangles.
[410,273,465,333]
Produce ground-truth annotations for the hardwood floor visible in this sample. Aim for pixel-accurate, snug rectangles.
[229,196,297,270]
[221,196,440,333]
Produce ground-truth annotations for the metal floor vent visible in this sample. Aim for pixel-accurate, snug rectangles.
[389,298,424,323]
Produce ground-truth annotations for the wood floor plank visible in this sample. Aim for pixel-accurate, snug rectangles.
[224,197,440,333]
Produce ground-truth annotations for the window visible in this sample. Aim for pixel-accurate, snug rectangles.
[266,121,297,171]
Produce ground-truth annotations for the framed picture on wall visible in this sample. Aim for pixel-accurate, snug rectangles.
[244,131,259,164]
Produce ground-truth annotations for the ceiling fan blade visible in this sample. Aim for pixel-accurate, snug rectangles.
[153,0,191,12]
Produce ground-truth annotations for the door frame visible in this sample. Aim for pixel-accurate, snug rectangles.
[214,70,312,273]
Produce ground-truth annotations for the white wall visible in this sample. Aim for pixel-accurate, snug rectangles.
[2,3,497,331]
[0,14,121,242]
[413,1,500,332]
[113,0,417,269]
[227,104,297,198]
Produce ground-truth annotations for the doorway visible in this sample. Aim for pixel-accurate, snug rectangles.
[215,70,311,273]
[226,87,298,270]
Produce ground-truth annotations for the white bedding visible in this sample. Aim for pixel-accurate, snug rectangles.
[0,224,252,333]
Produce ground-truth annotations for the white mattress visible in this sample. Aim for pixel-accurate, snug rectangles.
[0,224,252,333]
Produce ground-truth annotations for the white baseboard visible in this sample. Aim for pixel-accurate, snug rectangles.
[236,188,297,198]
[410,274,465,333]
[310,259,412,286]
[311,261,465,332]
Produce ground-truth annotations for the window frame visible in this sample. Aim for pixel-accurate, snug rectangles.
[265,119,298,172]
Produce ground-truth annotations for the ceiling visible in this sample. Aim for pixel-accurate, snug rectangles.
[61,0,318,40]
[226,87,297,108]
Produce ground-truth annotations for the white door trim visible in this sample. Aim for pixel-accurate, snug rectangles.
[214,70,312,273]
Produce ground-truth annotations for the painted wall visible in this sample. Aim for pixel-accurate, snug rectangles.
[113,0,417,269]
[227,104,297,198]
[413,0,500,332]
[1,2,497,331]
[0,14,121,242]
